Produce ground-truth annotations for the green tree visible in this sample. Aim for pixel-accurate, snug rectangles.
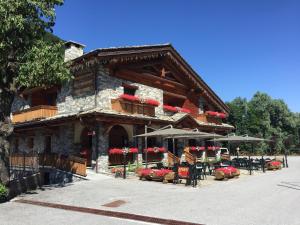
[0,0,70,184]
[226,92,299,155]
[226,97,249,135]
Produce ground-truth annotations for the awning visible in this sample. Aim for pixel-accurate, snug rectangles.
[135,126,200,138]
[210,134,267,143]
[166,131,223,139]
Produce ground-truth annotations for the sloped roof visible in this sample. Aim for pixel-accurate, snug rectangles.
[71,44,229,113]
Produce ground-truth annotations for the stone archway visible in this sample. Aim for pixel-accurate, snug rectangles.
[109,125,129,148]
[80,127,93,166]
[108,125,134,165]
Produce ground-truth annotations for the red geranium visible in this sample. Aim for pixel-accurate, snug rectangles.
[109,148,123,154]
[144,99,160,107]
[219,113,227,119]
[144,147,166,153]
[206,111,218,116]
[270,161,281,166]
[180,108,191,113]
[120,94,140,102]
[207,146,220,151]
[153,169,172,177]
[129,148,138,153]
[163,105,178,112]
[190,146,205,151]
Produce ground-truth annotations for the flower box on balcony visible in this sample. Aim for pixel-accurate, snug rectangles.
[189,146,205,151]
[207,146,221,151]
[111,98,155,117]
[206,111,227,119]
[144,99,160,107]
[180,108,191,113]
[163,105,178,112]
[144,147,166,153]
[119,94,140,102]
[109,148,138,155]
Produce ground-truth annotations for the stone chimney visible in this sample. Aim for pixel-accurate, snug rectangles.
[64,41,85,62]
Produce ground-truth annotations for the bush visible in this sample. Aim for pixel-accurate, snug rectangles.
[0,183,8,203]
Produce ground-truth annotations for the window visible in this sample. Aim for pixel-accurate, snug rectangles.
[122,83,138,96]
[27,137,34,149]
[45,136,52,153]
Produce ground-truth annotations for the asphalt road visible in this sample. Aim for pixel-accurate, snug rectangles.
[1,156,299,225]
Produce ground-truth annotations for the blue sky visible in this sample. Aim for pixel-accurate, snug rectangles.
[54,0,300,112]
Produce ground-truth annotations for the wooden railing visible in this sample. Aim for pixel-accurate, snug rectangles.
[196,113,222,125]
[10,153,87,177]
[12,105,58,123]
[39,154,87,177]
[167,151,180,167]
[10,153,39,168]
[111,99,155,117]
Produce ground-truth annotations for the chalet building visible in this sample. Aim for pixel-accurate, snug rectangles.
[10,41,234,173]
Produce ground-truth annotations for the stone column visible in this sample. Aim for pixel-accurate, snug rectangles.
[97,123,109,173]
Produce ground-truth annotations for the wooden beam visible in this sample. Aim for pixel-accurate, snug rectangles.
[163,91,187,100]
[115,69,188,95]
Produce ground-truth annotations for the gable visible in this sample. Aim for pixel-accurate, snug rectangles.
[71,44,229,113]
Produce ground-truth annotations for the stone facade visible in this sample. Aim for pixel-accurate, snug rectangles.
[10,60,213,174]
[10,125,74,155]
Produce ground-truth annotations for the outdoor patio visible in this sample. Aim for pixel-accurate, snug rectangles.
[1,156,299,225]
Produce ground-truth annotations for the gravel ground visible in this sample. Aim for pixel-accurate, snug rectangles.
[1,156,299,225]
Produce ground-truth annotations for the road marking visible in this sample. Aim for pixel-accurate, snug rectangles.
[15,199,203,225]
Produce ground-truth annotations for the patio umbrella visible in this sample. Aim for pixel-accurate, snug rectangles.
[164,129,223,140]
[135,126,198,138]
[135,125,198,167]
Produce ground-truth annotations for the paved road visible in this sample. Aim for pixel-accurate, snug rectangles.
[1,157,300,225]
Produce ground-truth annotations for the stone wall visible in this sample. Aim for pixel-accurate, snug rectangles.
[10,125,74,155]
[97,66,164,114]
[57,81,95,114]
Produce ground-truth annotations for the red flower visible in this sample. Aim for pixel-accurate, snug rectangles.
[109,148,123,154]
[144,147,165,153]
[144,99,160,107]
[206,111,218,116]
[219,113,227,119]
[158,147,166,152]
[206,111,227,119]
[207,146,220,151]
[180,108,191,113]
[270,161,281,166]
[190,146,205,151]
[190,146,197,151]
[163,105,178,112]
[129,148,138,153]
[120,94,140,102]
[153,169,172,177]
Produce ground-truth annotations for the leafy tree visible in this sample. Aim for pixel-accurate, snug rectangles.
[226,97,249,135]
[226,92,299,155]
[0,0,70,184]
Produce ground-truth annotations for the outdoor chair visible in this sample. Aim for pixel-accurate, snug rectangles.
[195,162,206,180]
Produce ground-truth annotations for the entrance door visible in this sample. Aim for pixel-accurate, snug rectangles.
[108,125,133,165]
[80,128,92,167]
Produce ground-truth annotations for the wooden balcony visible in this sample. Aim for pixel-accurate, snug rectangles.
[111,99,155,117]
[196,113,222,125]
[12,105,58,124]
[10,153,87,177]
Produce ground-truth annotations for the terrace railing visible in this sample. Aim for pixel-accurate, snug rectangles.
[111,99,155,117]
[12,105,58,124]
[10,153,87,177]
